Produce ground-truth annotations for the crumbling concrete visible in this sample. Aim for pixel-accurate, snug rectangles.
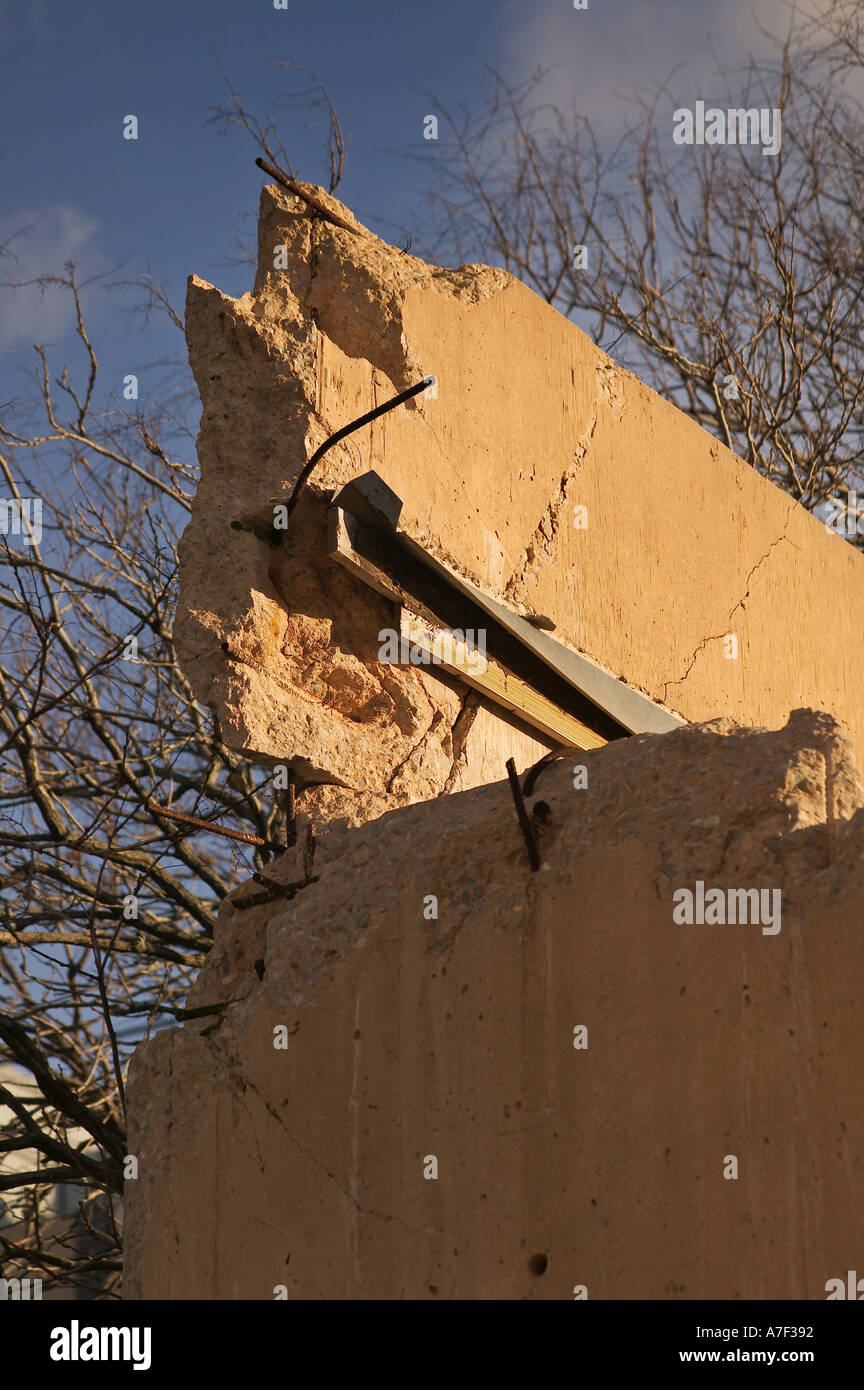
[125,710,864,1299]
[129,183,864,1300]
[176,182,864,831]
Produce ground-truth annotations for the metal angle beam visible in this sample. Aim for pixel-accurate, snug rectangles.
[328,470,684,740]
[398,608,608,750]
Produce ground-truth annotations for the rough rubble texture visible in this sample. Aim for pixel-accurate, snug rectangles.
[176,183,864,831]
[125,710,864,1299]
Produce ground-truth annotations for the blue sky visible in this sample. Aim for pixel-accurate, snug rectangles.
[0,0,812,441]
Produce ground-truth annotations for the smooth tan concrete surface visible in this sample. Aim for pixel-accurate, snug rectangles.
[125,712,864,1299]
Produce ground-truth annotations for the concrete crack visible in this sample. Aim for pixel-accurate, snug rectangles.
[386,724,431,793]
[250,1079,427,1239]
[441,690,481,794]
[661,500,799,701]
[200,1032,428,1241]
[504,405,598,600]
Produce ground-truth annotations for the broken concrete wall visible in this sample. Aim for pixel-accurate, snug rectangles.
[124,710,864,1299]
[135,184,864,1300]
[176,182,864,831]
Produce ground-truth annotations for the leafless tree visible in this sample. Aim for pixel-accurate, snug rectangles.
[0,266,287,1297]
[0,57,349,1295]
[409,3,864,523]
[209,56,347,193]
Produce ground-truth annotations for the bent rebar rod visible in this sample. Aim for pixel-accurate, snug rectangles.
[506,757,541,873]
[280,376,435,529]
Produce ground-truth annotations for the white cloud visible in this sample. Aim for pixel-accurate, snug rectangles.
[0,204,104,350]
[498,0,839,131]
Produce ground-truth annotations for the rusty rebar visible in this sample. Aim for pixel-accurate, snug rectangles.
[284,772,296,848]
[255,156,362,234]
[233,872,320,912]
[522,748,568,797]
[175,1003,228,1021]
[280,376,435,529]
[251,871,297,897]
[147,802,283,851]
[232,888,286,910]
[505,757,541,872]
